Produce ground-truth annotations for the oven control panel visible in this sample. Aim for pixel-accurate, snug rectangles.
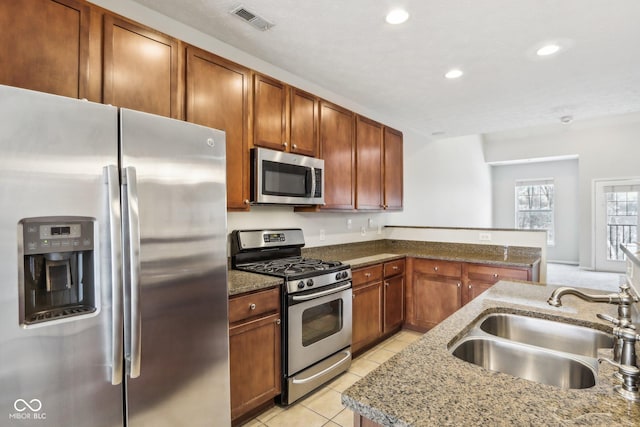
[263,232,286,243]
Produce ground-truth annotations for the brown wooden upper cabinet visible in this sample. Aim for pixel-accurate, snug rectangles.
[319,101,356,210]
[103,15,180,119]
[253,74,318,157]
[356,116,384,210]
[185,46,251,211]
[383,127,404,210]
[0,0,90,99]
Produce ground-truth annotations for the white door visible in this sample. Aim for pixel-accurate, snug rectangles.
[594,179,640,272]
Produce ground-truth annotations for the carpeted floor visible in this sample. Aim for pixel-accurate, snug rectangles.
[545,263,625,291]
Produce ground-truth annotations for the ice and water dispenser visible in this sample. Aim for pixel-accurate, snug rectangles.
[19,217,97,325]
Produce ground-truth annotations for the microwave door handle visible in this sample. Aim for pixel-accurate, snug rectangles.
[104,166,123,385]
[122,166,142,379]
[309,167,316,198]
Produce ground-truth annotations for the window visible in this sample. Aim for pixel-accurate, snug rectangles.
[604,185,639,261]
[515,179,555,245]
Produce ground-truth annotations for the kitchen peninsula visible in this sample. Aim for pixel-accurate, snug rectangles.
[341,279,640,426]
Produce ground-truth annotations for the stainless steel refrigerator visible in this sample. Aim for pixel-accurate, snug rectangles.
[0,85,231,426]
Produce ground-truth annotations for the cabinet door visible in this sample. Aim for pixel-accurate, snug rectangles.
[289,88,318,157]
[465,282,494,305]
[319,101,355,210]
[463,264,531,305]
[0,0,90,99]
[383,127,403,210]
[253,74,287,151]
[413,273,461,330]
[383,276,404,333]
[185,47,251,211]
[352,281,383,353]
[229,313,281,421]
[356,116,384,210]
[103,15,179,118]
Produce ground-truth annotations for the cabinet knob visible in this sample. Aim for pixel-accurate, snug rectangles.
[493,273,499,278]
[365,272,371,278]
[249,303,256,310]
[468,284,472,289]
[457,283,461,288]
[282,142,288,148]
[352,294,356,299]
[276,319,281,325]
[392,266,399,270]
[385,282,389,287]
[243,199,250,205]
[292,143,297,149]
[434,266,439,272]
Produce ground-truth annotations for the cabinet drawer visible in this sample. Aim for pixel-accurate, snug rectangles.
[465,264,529,283]
[229,287,280,324]
[413,259,462,278]
[352,264,383,286]
[383,259,405,277]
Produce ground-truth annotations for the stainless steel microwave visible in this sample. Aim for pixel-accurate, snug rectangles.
[251,147,324,205]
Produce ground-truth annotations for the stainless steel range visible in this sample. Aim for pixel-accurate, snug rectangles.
[231,229,352,405]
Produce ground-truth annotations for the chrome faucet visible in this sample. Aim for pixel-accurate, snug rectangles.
[599,326,640,402]
[548,281,640,401]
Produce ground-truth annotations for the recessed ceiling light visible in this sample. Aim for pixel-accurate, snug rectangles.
[445,69,463,79]
[560,115,573,124]
[386,9,409,25]
[536,44,561,56]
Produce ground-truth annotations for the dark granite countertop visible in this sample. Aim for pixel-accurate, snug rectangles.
[341,281,640,426]
[227,239,542,296]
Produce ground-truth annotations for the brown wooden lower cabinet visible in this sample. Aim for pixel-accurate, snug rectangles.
[228,288,281,424]
[406,258,539,331]
[354,414,384,427]
[352,259,405,353]
[352,280,383,353]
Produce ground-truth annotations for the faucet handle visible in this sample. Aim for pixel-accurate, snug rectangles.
[597,313,636,329]
[597,313,620,326]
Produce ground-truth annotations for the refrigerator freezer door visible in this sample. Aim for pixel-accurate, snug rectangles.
[0,85,124,426]
[119,109,230,426]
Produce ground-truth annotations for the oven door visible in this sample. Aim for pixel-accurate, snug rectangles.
[287,282,352,375]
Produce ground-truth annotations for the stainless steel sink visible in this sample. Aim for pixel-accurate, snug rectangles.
[449,311,613,389]
[451,337,597,389]
[479,313,614,357]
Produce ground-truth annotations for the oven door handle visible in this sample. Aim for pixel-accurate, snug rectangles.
[290,282,352,301]
[291,350,351,385]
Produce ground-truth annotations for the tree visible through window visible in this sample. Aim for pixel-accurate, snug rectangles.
[605,187,638,261]
[515,179,554,245]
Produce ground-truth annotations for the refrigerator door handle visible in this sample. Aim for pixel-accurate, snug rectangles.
[104,165,124,385]
[123,166,142,379]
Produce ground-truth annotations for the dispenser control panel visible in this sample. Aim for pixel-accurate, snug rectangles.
[22,219,94,255]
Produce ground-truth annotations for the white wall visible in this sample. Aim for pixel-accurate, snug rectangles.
[484,112,640,269]
[491,159,579,264]
[387,134,492,228]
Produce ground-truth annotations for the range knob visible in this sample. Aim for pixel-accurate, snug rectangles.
[297,281,305,289]
[306,279,314,287]
[335,272,342,280]
[341,271,349,279]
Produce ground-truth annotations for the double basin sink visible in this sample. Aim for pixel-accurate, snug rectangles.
[449,312,614,389]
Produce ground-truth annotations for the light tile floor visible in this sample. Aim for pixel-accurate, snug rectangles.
[241,329,423,427]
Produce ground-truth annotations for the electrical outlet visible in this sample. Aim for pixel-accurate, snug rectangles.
[319,229,325,241]
[479,232,492,241]
[368,218,375,228]
[377,225,382,235]
[360,226,366,236]
[347,218,352,230]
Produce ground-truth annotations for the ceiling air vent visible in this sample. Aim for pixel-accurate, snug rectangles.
[229,5,274,31]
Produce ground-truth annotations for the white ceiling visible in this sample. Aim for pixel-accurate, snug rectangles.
[130,0,640,138]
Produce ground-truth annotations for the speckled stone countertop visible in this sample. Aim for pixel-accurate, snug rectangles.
[342,281,640,426]
[227,239,541,296]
